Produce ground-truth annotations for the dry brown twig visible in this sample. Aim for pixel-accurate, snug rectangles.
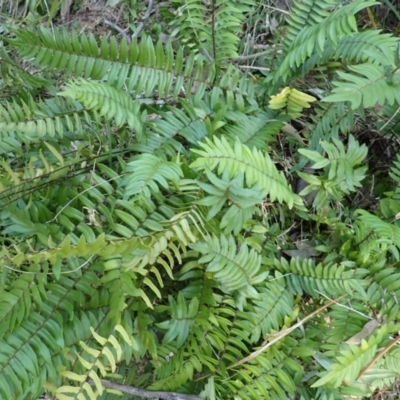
[132,0,154,39]
[87,379,202,400]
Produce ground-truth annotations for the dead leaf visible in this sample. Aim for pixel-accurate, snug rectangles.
[345,319,380,345]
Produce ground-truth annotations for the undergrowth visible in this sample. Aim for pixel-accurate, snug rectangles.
[1,1,400,399]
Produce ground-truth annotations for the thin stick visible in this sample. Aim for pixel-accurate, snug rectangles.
[315,290,373,320]
[379,104,400,132]
[46,174,125,224]
[236,65,270,72]
[3,254,95,275]
[88,379,202,400]
[104,19,127,37]
[357,334,400,380]
[229,49,274,62]
[132,0,154,39]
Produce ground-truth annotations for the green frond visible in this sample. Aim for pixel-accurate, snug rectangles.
[271,0,377,83]
[283,30,398,84]
[190,136,304,209]
[0,306,64,399]
[222,111,282,151]
[9,28,215,100]
[357,210,400,249]
[312,327,390,389]
[0,96,102,155]
[331,30,398,65]
[59,79,145,139]
[167,0,254,62]
[121,154,183,200]
[248,281,294,343]
[273,257,367,297]
[132,103,210,157]
[307,102,356,151]
[283,0,335,47]
[0,46,52,91]
[0,273,36,337]
[191,234,266,294]
[323,303,372,348]
[214,343,299,399]
[323,64,400,109]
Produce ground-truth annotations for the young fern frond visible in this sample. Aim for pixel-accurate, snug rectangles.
[269,87,316,119]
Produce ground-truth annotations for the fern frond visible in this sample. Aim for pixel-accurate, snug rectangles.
[283,0,335,47]
[312,327,393,389]
[283,0,337,48]
[272,0,377,82]
[273,257,367,297]
[0,96,102,155]
[357,210,400,249]
[132,103,210,157]
[323,303,372,348]
[0,46,51,91]
[9,28,216,100]
[59,79,144,138]
[222,111,283,151]
[56,325,133,399]
[323,64,400,109]
[121,154,182,201]
[191,234,265,294]
[307,102,356,151]
[167,0,254,62]
[190,136,304,209]
[0,306,64,399]
[269,87,316,119]
[248,281,294,343]
[283,30,398,84]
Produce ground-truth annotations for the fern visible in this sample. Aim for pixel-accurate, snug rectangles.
[2,0,400,399]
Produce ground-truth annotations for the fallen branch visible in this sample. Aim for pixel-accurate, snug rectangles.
[88,379,202,400]
[132,0,154,39]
